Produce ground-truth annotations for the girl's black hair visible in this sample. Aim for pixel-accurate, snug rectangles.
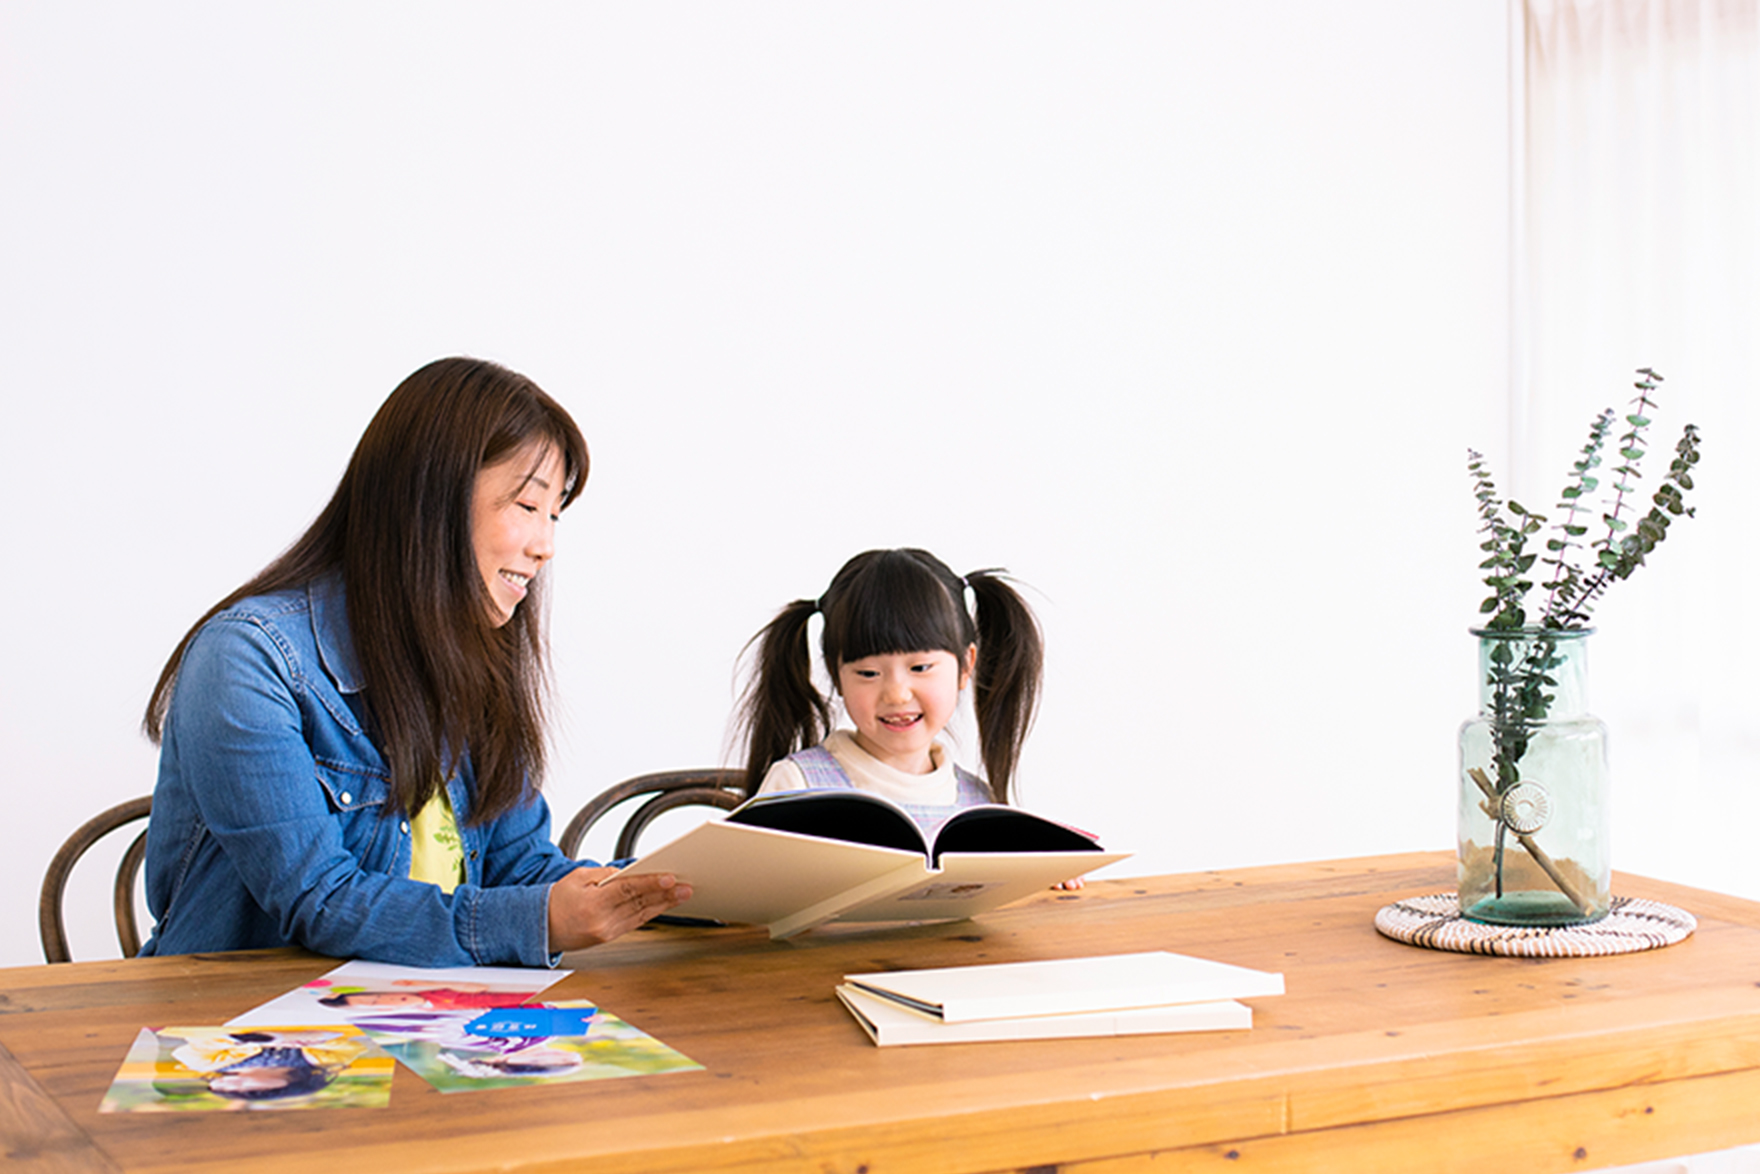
[735,548,1043,803]
[316,993,371,1008]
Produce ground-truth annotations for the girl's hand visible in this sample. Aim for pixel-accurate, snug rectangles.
[1051,877,1085,891]
[546,867,693,952]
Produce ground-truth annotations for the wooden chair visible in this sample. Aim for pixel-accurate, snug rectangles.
[39,795,153,964]
[558,769,744,860]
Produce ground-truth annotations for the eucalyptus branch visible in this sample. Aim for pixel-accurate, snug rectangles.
[1571,437,1700,615]
[1468,451,1542,631]
[1539,409,1614,626]
[1585,373,1660,584]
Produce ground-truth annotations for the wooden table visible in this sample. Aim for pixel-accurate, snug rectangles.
[5,852,1760,1174]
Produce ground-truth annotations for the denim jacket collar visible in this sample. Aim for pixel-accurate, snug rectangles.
[311,573,470,799]
[310,574,365,695]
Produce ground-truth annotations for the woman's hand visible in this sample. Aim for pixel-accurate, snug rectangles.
[546,867,693,952]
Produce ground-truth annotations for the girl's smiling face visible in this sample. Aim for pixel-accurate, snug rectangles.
[472,444,567,627]
[836,647,974,775]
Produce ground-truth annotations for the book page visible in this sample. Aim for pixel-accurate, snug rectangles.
[929,806,1101,862]
[832,849,1131,924]
[616,819,928,928]
[730,790,928,853]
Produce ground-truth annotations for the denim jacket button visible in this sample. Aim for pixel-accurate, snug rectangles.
[340,792,353,805]
[401,821,410,834]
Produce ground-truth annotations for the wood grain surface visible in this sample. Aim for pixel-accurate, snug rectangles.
[3,853,1757,1174]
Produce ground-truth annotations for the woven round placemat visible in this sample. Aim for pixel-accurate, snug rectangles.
[1374,893,1695,957]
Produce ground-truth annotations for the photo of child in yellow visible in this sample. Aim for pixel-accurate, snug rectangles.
[99,1026,393,1113]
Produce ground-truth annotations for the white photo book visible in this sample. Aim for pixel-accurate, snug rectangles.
[841,951,1285,1024]
[613,789,1130,939]
[835,984,1253,1047]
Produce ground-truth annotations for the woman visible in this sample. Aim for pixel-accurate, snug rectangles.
[139,357,688,966]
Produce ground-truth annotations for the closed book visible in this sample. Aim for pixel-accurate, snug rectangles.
[835,984,1252,1046]
[842,951,1284,1024]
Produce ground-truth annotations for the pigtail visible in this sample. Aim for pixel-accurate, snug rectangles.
[735,599,831,796]
[964,569,1044,805]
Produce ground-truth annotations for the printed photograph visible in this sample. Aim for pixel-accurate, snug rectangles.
[228,960,566,1028]
[98,1026,393,1113]
[349,1000,702,1092]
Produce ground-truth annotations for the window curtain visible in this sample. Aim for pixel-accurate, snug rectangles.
[1517,0,1758,905]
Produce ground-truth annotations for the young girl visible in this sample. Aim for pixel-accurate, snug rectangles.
[734,548,1044,832]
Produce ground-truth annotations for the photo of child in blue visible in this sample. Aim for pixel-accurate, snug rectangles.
[138,358,689,966]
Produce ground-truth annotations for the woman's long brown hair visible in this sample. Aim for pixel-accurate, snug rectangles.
[144,357,589,824]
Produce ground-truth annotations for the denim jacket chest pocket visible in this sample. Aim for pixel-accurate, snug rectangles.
[312,761,409,876]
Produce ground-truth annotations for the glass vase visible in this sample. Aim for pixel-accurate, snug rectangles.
[1457,627,1611,925]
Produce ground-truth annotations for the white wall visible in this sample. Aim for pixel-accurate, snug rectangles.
[4,1,1521,967]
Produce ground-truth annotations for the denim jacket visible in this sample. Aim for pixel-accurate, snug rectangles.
[140,575,587,967]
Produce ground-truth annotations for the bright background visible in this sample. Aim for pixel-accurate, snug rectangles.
[2,2,1751,970]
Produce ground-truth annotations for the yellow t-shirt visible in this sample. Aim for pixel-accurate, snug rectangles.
[409,789,465,894]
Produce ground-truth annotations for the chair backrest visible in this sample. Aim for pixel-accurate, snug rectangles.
[39,796,153,964]
[558,769,744,861]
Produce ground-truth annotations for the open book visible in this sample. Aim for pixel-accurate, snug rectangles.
[612,790,1130,939]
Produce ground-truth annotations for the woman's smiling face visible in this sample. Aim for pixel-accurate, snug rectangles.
[471,444,567,627]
